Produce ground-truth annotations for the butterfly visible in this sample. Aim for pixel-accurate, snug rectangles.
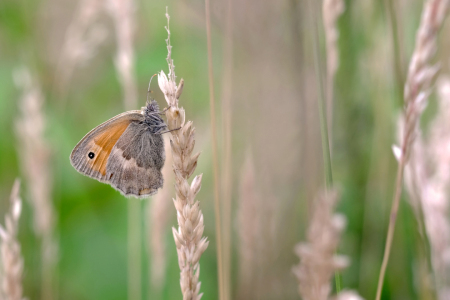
[70,100,167,198]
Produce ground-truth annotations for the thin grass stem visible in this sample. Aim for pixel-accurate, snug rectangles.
[205,1,225,299]
[221,0,233,298]
[108,0,141,298]
[308,0,339,292]
[127,200,142,300]
[375,155,405,300]
[309,0,333,189]
[159,11,210,298]
[376,0,450,298]
[382,0,405,107]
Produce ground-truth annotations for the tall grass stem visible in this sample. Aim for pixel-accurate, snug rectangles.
[308,0,338,292]
[107,0,141,298]
[220,0,234,298]
[382,0,405,106]
[0,179,24,300]
[205,1,225,299]
[14,68,56,300]
[376,0,450,298]
[127,200,142,300]
[159,10,209,298]
[309,0,333,188]
[375,156,405,300]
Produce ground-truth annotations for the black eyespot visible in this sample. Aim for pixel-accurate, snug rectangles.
[88,152,95,159]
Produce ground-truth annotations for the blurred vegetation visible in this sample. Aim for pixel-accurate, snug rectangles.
[0,0,448,299]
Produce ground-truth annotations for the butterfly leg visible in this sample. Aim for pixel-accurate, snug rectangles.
[157,127,181,135]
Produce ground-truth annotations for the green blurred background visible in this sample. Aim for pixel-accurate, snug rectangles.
[0,0,447,299]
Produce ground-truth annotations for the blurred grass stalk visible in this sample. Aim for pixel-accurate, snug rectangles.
[376,0,450,299]
[404,77,450,299]
[56,0,107,107]
[236,153,259,299]
[0,179,24,300]
[107,0,141,299]
[322,0,344,152]
[322,0,345,292]
[15,68,57,300]
[159,9,209,298]
[311,0,343,291]
[292,189,363,300]
[147,137,173,297]
[307,0,332,188]
[220,0,234,298]
[205,0,225,299]
[382,0,406,105]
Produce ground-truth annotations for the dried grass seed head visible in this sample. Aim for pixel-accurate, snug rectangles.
[0,179,24,300]
[292,188,350,300]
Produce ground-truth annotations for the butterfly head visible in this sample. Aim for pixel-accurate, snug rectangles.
[143,100,167,134]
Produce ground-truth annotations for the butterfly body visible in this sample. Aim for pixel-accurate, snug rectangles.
[70,100,166,198]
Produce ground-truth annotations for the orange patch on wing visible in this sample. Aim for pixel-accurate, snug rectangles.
[90,120,130,176]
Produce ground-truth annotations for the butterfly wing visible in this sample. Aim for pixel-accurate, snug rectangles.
[105,121,165,197]
[70,110,165,198]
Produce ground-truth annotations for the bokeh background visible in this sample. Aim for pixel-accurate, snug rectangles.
[0,0,449,299]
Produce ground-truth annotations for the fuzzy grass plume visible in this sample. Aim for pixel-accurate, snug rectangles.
[107,0,138,111]
[158,9,209,300]
[0,179,24,300]
[292,189,349,300]
[57,0,107,97]
[404,77,450,299]
[376,1,450,298]
[14,67,56,300]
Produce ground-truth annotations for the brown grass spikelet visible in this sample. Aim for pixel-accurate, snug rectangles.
[292,189,349,300]
[158,9,209,300]
[0,179,24,300]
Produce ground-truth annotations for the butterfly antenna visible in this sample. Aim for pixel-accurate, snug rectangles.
[147,74,158,103]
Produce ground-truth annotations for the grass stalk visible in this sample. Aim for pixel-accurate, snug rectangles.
[107,0,141,299]
[220,0,234,298]
[382,0,405,106]
[308,0,333,189]
[308,0,340,292]
[323,0,344,154]
[147,137,173,297]
[14,67,56,300]
[375,154,406,300]
[0,179,24,300]
[375,0,450,298]
[292,189,349,300]
[128,200,142,300]
[236,153,258,299]
[204,1,225,299]
[159,10,209,298]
